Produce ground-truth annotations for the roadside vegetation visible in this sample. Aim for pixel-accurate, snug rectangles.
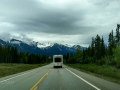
[64,24,120,83]
[66,64,120,83]
[0,63,49,78]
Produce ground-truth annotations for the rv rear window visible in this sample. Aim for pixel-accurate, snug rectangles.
[55,58,61,62]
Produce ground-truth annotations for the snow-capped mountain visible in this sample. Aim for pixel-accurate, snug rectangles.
[0,38,86,55]
[37,42,54,49]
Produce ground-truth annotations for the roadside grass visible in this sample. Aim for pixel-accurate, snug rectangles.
[65,64,120,84]
[0,63,49,78]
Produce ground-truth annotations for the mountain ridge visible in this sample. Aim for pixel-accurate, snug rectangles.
[0,38,86,55]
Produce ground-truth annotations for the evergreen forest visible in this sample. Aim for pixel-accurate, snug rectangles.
[0,45,51,64]
[64,24,120,68]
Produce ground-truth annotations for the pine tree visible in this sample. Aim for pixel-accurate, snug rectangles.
[91,37,95,57]
[94,34,101,61]
[66,53,69,63]
[108,30,116,56]
[113,45,120,68]
[11,47,18,63]
[74,45,82,63]
[101,36,106,57]
[116,24,120,44]
[108,32,112,55]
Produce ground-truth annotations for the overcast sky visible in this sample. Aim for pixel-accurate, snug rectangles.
[0,0,120,47]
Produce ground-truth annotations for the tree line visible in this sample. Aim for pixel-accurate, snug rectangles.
[0,45,51,64]
[64,24,120,68]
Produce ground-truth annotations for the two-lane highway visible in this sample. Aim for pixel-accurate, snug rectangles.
[0,64,120,90]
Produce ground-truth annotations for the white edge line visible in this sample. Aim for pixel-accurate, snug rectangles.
[66,68,101,90]
[0,68,40,83]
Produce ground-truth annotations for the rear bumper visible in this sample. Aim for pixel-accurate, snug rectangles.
[53,63,62,66]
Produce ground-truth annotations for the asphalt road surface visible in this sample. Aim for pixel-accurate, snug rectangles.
[0,63,120,90]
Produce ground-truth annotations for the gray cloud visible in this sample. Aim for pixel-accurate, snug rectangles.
[0,32,33,44]
[0,0,120,46]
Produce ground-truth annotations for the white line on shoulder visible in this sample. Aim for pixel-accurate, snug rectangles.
[66,68,101,90]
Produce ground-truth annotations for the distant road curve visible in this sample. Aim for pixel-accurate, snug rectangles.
[0,63,120,90]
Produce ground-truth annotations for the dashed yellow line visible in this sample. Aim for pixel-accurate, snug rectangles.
[30,68,52,90]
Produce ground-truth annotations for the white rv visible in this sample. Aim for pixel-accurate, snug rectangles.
[53,55,63,68]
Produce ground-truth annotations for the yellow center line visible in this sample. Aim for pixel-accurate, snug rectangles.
[33,86,37,90]
[30,68,52,90]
